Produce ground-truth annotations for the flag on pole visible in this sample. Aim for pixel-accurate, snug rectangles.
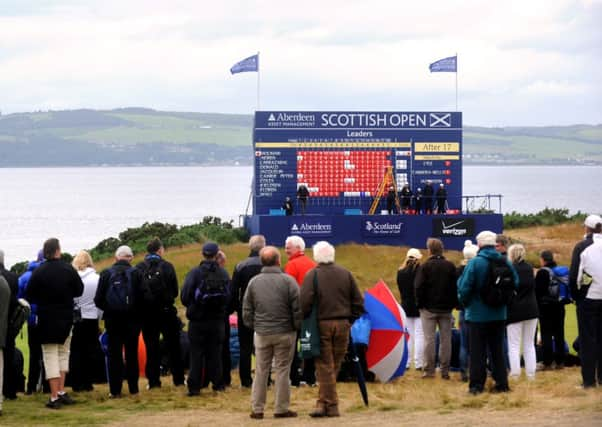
[230,54,259,74]
[429,55,457,72]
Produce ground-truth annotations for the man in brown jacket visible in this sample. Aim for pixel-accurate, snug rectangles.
[300,241,364,418]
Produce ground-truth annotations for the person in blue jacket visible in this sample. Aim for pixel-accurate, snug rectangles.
[17,250,48,395]
[458,230,518,395]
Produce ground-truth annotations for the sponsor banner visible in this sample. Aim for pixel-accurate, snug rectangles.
[255,111,462,129]
[290,218,333,237]
[362,219,404,237]
[432,218,475,237]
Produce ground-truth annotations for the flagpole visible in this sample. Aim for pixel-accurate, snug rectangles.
[256,51,260,111]
[455,53,458,111]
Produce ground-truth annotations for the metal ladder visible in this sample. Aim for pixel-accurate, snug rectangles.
[368,166,401,215]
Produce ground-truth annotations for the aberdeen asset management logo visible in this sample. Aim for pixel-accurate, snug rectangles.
[266,112,316,128]
[432,218,475,237]
[290,220,332,236]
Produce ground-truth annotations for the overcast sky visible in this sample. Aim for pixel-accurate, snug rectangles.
[0,0,600,126]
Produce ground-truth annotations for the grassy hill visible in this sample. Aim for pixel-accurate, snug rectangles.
[1,108,600,166]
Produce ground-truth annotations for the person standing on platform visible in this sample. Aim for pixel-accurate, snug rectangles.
[400,184,413,214]
[244,246,301,419]
[423,180,434,214]
[26,238,84,409]
[137,238,184,390]
[282,197,294,216]
[300,241,364,418]
[284,235,317,387]
[297,185,309,215]
[231,235,266,388]
[94,245,141,398]
[414,187,423,214]
[436,183,447,214]
[386,185,396,214]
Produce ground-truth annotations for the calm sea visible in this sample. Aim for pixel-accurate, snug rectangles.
[1,165,600,267]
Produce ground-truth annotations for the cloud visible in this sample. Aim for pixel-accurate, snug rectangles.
[0,0,600,125]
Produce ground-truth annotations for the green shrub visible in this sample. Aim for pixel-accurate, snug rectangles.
[504,208,589,229]
[88,217,248,260]
[10,261,29,276]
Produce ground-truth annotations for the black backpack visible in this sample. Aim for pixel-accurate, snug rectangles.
[105,267,135,312]
[140,260,170,306]
[480,258,516,307]
[8,299,31,339]
[194,268,229,305]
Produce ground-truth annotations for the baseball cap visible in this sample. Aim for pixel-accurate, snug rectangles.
[406,248,423,260]
[202,242,219,257]
[584,214,602,229]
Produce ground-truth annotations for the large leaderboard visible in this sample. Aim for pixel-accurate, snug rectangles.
[253,111,462,215]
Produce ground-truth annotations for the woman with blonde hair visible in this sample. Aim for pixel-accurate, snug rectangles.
[506,243,538,380]
[70,250,101,391]
[457,240,478,381]
[397,248,424,369]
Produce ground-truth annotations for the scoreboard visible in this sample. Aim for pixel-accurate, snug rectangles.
[253,111,462,215]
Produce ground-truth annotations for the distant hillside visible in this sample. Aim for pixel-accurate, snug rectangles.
[1,108,600,166]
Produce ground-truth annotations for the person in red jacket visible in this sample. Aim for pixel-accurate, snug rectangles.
[284,236,317,386]
[284,236,316,287]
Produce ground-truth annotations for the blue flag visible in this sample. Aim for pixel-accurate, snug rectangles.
[429,56,457,72]
[230,54,259,74]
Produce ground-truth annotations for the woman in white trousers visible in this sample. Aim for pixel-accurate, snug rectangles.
[506,244,539,379]
[397,248,424,369]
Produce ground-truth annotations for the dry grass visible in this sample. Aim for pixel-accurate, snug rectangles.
[5,222,595,426]
[3,367,599,426]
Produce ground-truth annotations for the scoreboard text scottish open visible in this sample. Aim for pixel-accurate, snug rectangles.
[253,111,462,215]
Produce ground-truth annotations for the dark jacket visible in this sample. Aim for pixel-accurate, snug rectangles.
[397,264,420,317]
[135,254,178,311]
[0,263,19,327]
[300,263,364,321]
[423,184,434,198]
[506,260,539,324]
[400,188,413,208]
[25,258,84,344]
[535,261,561,307]
[569,234,594,303]
[181,260,230,322]
[414,255,458,312]
[94,260,142,321]
[231,251,262,314]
